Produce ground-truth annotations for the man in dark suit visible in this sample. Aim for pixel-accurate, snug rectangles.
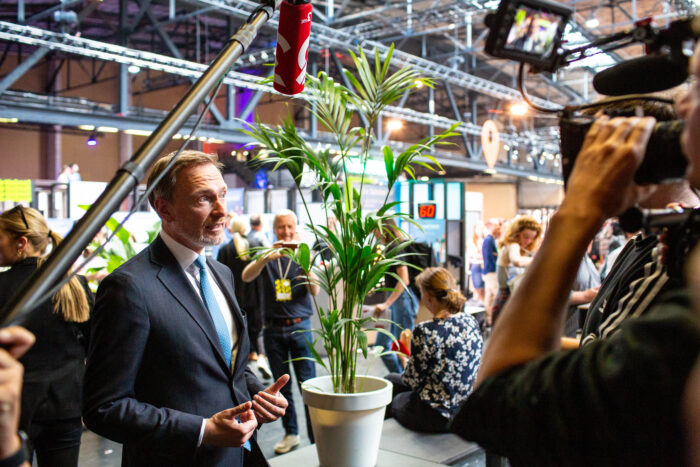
[83,151,288,466]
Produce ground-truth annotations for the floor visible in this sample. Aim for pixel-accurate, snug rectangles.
[75,350,391,466]
[74,308,490,466]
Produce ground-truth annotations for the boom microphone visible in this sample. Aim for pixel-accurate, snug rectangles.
[273,0,312,95]
[592,54,689,96]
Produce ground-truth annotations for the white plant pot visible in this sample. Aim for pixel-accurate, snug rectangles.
[302,375,392,467]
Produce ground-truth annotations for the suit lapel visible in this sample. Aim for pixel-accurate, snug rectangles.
[150,237,230,373]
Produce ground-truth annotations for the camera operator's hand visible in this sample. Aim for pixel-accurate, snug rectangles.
[562,116,657,222]
[0,327,35,460]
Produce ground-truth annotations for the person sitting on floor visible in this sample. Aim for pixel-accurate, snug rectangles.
[385,267,483,433]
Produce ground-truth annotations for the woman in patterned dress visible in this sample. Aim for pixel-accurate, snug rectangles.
[385,267,483,433]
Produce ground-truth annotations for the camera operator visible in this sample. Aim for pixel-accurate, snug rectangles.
[577,99,698,346]
[451,43,700,466]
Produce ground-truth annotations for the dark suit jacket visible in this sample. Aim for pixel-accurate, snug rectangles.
[83,236,267,466]
[0,257,92,427]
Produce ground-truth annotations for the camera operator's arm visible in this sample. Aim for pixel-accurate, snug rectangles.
[476,116,656,385]
[0,327,35,466]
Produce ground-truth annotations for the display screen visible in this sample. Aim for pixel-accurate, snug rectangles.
[417,203,437,219]
[504,5,564,57]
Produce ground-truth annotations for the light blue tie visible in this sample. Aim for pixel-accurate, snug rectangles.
[194,256,232,369]
[194,256,250,451]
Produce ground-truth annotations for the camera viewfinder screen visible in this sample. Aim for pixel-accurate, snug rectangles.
[504,5,563,57]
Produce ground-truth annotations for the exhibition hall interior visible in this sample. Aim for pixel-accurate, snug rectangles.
[1,0,700,465]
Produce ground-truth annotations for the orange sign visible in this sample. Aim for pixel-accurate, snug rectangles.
[481,120,500,169]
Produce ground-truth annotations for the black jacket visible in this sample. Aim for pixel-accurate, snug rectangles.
[0,257,92,426]
[83,236,267,466]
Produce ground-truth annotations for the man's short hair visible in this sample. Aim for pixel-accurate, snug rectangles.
[273,209,297,228]
[147,150,223,209]
[249,214,262,227]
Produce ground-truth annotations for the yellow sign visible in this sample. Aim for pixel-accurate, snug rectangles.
[0,179,32,202]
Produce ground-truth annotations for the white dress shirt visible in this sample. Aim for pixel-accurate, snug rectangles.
[160,231,240,446]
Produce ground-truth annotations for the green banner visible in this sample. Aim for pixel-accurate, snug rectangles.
[0,179,32,202]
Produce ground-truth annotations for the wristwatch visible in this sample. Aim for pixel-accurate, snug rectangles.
[0,431,29,467]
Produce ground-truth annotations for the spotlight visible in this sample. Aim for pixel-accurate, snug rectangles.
[86,134,97,147]
[509,102,528,117]
[128,65,141,74]
[387,119,403,131]
[585,17,599,28]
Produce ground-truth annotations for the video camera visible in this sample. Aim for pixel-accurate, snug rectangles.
[484,0,699,186]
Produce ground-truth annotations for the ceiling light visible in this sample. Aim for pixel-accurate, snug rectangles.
[585,17,600,28]
[509,102,528,117]
[86,133,97,147]
[414,80,424,89]
[78,124,95,131]
[96,126,119,133]
[127,65,141,74]
[124,129,152,136]
[260,51,269,60]
[387,119,403,131]
[0,117,18,123]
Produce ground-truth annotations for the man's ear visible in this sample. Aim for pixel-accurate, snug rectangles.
[154,198,174,223]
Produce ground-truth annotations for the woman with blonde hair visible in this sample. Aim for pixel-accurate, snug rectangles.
[491,215,542,325]
[0,205,92,466]
[385,267,483,432]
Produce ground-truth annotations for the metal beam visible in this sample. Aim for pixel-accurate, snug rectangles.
[0,90,562,181]
[0,47,49,95]
[0,22,562,154]
[443,81,470,153]
[25,0,83,24]
[128,0,153,33]
[0,93,252,143]
[239,89,265,121]
[183,0,564,107]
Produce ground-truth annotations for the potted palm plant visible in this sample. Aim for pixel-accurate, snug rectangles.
[242,45,457,466]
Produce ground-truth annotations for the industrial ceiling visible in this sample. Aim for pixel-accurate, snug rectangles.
[0,0,696,180]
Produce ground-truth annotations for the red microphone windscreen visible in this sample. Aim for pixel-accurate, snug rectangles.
[273,1,312,95]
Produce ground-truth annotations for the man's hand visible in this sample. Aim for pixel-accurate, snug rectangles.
[252,375,289,424]
[563,116,657,222]
[203,402,258,447]
[580,286,600,303]
[571,286,600,305]
[0,327,35,459]
[373,303,388,318]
